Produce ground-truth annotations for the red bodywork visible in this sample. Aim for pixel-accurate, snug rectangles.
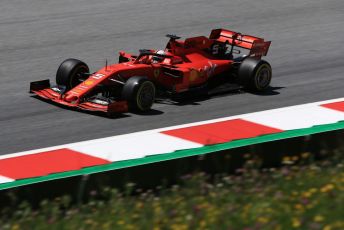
[30,28,271,114]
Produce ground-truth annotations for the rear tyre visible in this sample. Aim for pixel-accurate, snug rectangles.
[122,76,156,112]
[238,58,272,92]
[56,58,89,90]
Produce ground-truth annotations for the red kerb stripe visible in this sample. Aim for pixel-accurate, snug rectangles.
[0,149,110,180]
[162,119,282,145]
[321,101,344,112]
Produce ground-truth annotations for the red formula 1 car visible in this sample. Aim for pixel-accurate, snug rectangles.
[30,28,272,115]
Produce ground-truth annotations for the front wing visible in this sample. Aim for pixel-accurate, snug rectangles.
[30,80,128,114]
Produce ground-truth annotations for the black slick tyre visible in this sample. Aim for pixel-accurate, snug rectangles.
[238,58,272,92]
[122,76,156,112]
[56,58,89,90]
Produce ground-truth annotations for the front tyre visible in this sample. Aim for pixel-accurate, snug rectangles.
[122,76,156,112]
[56,58,89,90]
[238,58,272,92]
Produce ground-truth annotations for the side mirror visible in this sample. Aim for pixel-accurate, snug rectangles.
[118,51,131,63]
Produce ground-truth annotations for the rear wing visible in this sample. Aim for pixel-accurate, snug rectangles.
[209,29,271,57]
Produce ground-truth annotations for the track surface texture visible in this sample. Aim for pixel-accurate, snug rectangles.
[1,0,343,154]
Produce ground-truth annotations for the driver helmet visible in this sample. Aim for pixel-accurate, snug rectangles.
[156,50,165,55]
[152,50,166,63]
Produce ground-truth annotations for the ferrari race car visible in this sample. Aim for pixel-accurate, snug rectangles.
[30,28,272,115]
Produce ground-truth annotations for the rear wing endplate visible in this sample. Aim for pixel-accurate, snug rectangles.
[209,29,271,57]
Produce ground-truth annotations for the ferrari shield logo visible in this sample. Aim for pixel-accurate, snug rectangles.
[154,69,160,78]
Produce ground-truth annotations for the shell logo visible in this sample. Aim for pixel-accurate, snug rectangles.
[84,80,94,86]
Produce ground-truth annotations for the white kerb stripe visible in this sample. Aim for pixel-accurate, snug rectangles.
[0,175,14,184]
[70,132,202,162]
[243,105,344,130]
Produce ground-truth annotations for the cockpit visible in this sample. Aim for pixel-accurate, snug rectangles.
[134,49,183,65]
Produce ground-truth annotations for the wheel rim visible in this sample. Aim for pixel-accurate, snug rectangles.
[256,66,271,89]
[137,82,155,110]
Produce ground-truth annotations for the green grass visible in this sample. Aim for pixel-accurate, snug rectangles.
[1,149,344,230]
